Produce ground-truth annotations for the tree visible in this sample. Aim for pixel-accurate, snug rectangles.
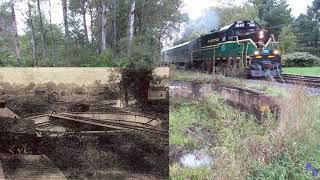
[62,0,69,43]
[27,0,36,66]
[307,0,320,48]
[36,0,48,65]
[112,0,117,59]
[22,9,65,66]
[0,1,19,66]
[278,25,296,53]
[0,0,184,67]
[10,0,21,65]
[127,0,135,59]
[293,14,319,48]
[251,0,292,37]
[216,4,258,27]
[129,0,184,64]
[100,0,107,51]
[48,0,56,65]
[80,0,89,43]
[293,1,320,49]
[309,0,320,23]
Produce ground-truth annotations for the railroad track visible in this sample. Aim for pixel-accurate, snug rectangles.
[273,74,320,88]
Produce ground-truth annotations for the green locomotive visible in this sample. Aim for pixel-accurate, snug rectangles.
[162,20,282,77]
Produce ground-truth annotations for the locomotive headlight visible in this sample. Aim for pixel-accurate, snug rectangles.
[254,50,260,55]
[273,49,280,55]
[259,31,264,39]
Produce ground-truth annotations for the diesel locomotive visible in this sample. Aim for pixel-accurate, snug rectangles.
[162,20,282,77]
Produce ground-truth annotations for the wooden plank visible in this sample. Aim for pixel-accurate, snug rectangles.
[0,108,19,119]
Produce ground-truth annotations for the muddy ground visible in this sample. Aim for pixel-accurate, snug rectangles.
[2,94,169,179]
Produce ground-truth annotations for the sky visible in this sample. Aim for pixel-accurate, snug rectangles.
[182,0,314,20]
[15,0,314,35]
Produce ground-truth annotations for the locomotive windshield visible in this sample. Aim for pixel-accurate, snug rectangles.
[234,21,259,28]
[231,21,260,36]
[232,29,255,36]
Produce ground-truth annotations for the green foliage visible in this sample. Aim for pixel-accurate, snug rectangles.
[170,69,245,87]
[293,14,320,48]
[283,52,320,67]
[279,25,297,53]
[170,89,320,179]
[0,1,11,27]
[0,0,183,67]
[251,0,293,37]
[169,94,261,179]
[0,46,16,67]
[296,47,320,57]
[170,164,213,180]
[216,4,259,27]
[0,35,16,66]
[292,0,320,49]
[82,49,128,67]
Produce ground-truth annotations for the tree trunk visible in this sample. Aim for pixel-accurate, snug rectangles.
[27,0,36,67]
[48,0,55,66]
[10,0,21,65]
[62,0,69,43]
[80,0,89,43]
[112,0,117,59]
[127,0,135,59]
[101,0,107,52]
[96,2,101,53]
[89,4,94,44]
[37,0,47,65]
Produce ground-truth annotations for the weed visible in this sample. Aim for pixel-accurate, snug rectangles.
[170,68,245,87]
[170,86,320,179]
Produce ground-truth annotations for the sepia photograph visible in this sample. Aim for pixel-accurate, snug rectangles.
[0,67,169,179]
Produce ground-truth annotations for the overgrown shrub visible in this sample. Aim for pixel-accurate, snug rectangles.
[283,52,320,67]
[170,89,320,179]
[82,49,129,67]
[296,47,320,57]
[6,96,51,117]
[0,46,16,67]
[120,67,153,106]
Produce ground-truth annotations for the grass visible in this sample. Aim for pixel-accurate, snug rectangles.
[170,68,245,87]
[246,83,290,97]
[170,88,320,179]
[171,68,289,97]
[170,164,213,180]
[283,67,320,76]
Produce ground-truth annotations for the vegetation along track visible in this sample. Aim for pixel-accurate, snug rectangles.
[177,67,320,88]
[273,74,320,88]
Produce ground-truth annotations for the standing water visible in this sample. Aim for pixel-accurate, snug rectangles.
[180,150,213,168]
